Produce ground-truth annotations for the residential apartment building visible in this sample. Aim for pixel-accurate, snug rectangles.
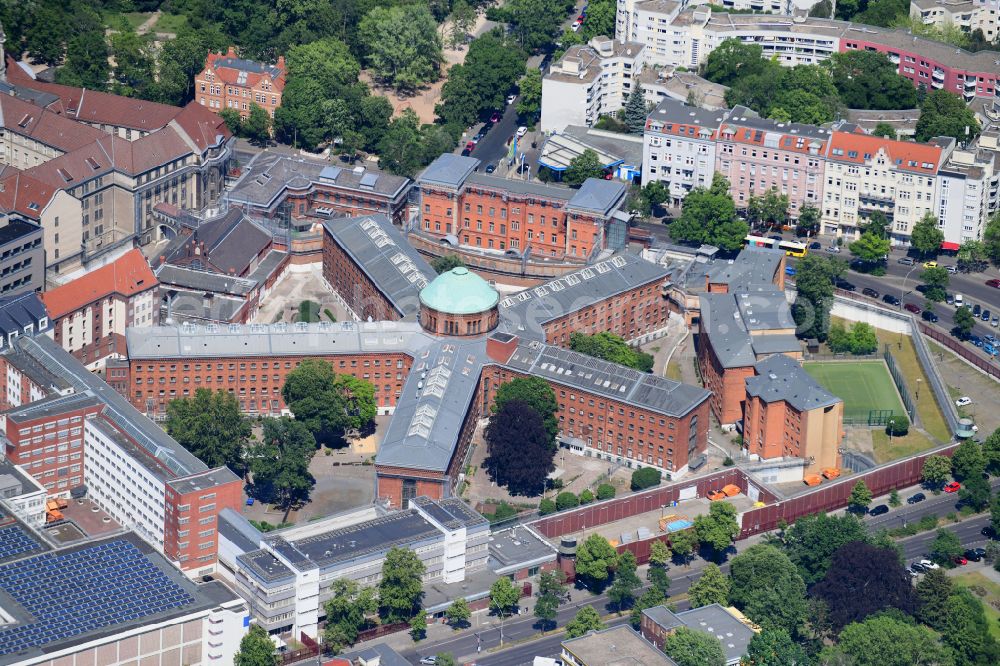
[540,36,646,133]
[0,213,43,297]
[195,47,286,119]
[0,333,242,575]
[418,154,629,260]
[642,99,728,205]
[621,6,1000,101]
[936,130,999,244]
[41,249,159,368]
[820,132,950,241]
[1,60,234,278]
[910,0,1000,43]
[641,604,758,666]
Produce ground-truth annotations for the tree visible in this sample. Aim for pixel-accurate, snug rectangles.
[516,68,543,122]
[323,579,376,652]
[669,528,698,567]
[248,418,316,519]
[744,628,807,666]
[828,50,918,110]
[640,181,670,216]
[624,86,648,134]
[555,492,579,511]
[484,400,556,496]
[850,229,891,264]
[670,174,748,252]
[534,592,560,629]
[694,501,739,560]
[848,480,873,512]
[282,360,376,442]
[596,483,616,500]
[729,545,808,634]
[492,377,559,446]
[359,6,443,91]
[445,598,471,629]
[921,266,950,303]
[911,213,945,259]
[242,103,273,144]
[986,428,1000,474]
[433,654,456,666]
[850,322,879,354]
[569,332,654,372]
[746,189,790,232]
[792,255,846,340]
[929,528,963,565]
[630,586,665,629]
[916,568,954,631]
[579,489,595,505]
[539,498,556,515]
[649,540,671,568]
[781,512,869,584]
[490,576,520,618]
[941,588,1000,665]
[608,551,642,611]
[922,454,953,486]
[165,389,251,473]
[992,493,1000,534]
[954,305,976,338]
[538,570,568,598]
[220,109,244,136]
[432,254,465,274]
[437,30,527,128]
[109,30,156,99]
[957,240,989,273]
[448,0,477,49]
[916,90,980,144]
[647,565,671,597]
[871,122,897,139]
[378,547,425,623]
[564,149,605,188]
[796,205,821,237]
[886,414,910,437]
[951,439,986,480]
[376,109,436,177]
[959,472,991,511]
[575,534,618,590]
[156,29,215,106]
[985,212,1000,265]
[565,605,603,638]
[664,626,725,666]
[630,467,662,491]
[826,614,951,666]
[703,39,771,86]
[688,563,730,608]
[811,542,918,629]
[57,31,110,91]
[234,625,276,666]
[409,609,428,641]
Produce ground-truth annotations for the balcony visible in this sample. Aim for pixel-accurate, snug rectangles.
[932,69,945,81]
[859,192,893,207]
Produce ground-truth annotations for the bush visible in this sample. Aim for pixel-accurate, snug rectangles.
[555,491,579,511]
[631,467,662,491]
[596,483,616,500]
[323,308,337,322]
[539,498,556,515]
[723,456,735,467]
[886,415,909,436]
[490,501,518,523]
[579,489,595,504]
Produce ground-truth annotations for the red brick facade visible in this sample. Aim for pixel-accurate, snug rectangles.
[195,47,285,120]
[420,305,499,337]
[322,228,407,321]
[697,337,755,426]
[539,280,671,347]
[164,474,243,569]
[125,353,412,418]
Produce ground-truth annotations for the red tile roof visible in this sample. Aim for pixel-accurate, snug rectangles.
[0,93,105,152]
[0,172,60,219]
[41,249,158,318]
[202,50,286,94]
[826,131,943,174]
[171,102,232,152]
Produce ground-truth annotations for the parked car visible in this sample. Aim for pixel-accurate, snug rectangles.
[420,657,438,665]
[506,94,516,105]
[882,294,901,306]
[827,245,841,253]
[923,261,938,268]
[809,241,822,250]
[465,141,476,152]
[862,287,880,298]
[904,303,921,314]
[907,566,920,577]
[909,561,927,573]
[869,505,889,516]
[965,548,986,562]
[897,256,915,265]
[971,336,984,347]
[943,481,961,493]
[906,492,926,504]
[915,284,929,293]
[973,303,982,316]
[945,265,957,273]
[983,526,998,540]
[785,266,797,276]
[946,293,955,305]
[918,559,941,570]
[835,279,856,291]
[953,555,968,566]
[992,316,998,328]
[986,278,1000,288]
[922,310,939,323]
[983,309,992,321]
[484,164,496,174]
[516,126,528,138]
[490,111,501,123]
[956,396,972,407]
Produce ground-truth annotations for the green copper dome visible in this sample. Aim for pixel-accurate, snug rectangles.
[419,267,499,315]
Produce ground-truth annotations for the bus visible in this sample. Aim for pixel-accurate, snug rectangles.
[743,235,808,257]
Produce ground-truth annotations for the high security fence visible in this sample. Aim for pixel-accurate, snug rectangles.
[883,346,916,422]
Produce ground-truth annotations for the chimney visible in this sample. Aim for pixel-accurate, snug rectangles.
[486,333,519,364]
[277,55,286,71]
[227,46,236,58]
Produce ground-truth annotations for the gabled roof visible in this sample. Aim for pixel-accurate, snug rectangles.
[204,50,286,92]
[0,173,60,220]
[746,354,841,411]
[41,249,157,318]
[0,93,105,152]
[171,102,231,152]
[825,130,944,174]
[166,210,272,277]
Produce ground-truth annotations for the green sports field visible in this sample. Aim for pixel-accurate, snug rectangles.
[803,360,905,421]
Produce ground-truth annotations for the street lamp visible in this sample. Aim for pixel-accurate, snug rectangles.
[916,378,922,401]
[900,263,921,348]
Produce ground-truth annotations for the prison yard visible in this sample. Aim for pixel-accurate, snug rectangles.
[803,360,906,425]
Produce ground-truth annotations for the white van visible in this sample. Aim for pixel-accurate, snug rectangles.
[954,294,964,307]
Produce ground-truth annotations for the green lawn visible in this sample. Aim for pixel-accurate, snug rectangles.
[297,300,320,323]
[804,360,905,422]
[871,429,936,464]
[153,12,188,34]
[952,571,1000,642]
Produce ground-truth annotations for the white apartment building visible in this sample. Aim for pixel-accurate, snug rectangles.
[540,37,647,133]
[910,0,1000,42]
[936,131,1000,244]
[642,98,729,205]
[821,133,953,242]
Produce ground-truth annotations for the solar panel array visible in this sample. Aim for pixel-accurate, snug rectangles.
[0,540,194,656]
[0,526,43,563]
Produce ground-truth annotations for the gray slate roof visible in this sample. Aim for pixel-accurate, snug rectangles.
[643,603,756,665]
[323,215,436,318]
[418,153,481,189]
[567,178,627,215]
[699,289,799,369]
[0,292,49,342]
[156,265,257,296]
[504,341,709,418]
[498,253,669,340]
[746,354,841,412]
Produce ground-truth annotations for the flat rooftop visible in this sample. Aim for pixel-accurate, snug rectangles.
[561,625,677,665]
[488,525,558,573]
